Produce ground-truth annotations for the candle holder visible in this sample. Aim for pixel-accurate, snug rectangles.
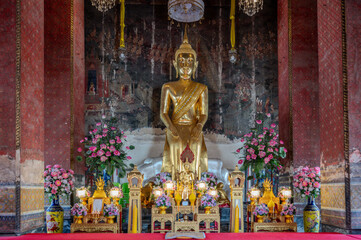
[76,187,90,206]
[109,187,123,206]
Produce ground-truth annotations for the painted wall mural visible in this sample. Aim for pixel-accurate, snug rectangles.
[84,1,278,140]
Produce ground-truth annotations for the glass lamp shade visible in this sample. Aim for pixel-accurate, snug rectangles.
[198,181,207,191]
[164,180,175,191]
[168,0,204,23]
[76,188,87,199]
[109,187,122,198]
[282,188,292,198]
[207,189,218,198]
[152,187,164,198]
[250,187,261,198]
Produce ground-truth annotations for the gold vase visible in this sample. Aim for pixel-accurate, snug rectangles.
[257,215,264,223]
[204,206,211,214]
[74,216,83,224]
[285,215,293,223]
[107,216,115,224]
[159,206,167,214]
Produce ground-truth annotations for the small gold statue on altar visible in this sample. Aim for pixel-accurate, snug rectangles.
[160,27,208,180]
[259,179,280,213]
[216,182,230,206]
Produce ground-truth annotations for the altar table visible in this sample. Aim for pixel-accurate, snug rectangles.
[2,232,361,240]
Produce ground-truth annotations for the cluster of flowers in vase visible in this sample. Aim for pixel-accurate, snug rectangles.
[154,172,172,187]
[280,203,296,216]
[71,203,88,217]
[103,203,119,216]
[200,194,217,208]
[155,194,172,208]
[44,164,74,200]
[293,166,321,198]
[253,203,269,216]
[78,118,135,178]
[278,186,291,198]
[207,187,220,199]
[201,172,218,188]
[236,122,287,181]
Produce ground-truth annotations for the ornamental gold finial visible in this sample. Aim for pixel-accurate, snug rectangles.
[263,179,272,189]
[174,24,197,62]
[95,178,105,190]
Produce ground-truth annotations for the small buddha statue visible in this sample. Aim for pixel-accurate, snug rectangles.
[216,182,230,206]
[182,184,190,201]
[179,161,195,187]
[141,181,154,208]
[259,179,280,212]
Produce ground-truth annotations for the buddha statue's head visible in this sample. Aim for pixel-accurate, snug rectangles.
[173,28,198,80]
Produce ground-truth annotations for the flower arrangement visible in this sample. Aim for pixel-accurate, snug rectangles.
[201,172,218,188]
[103,203,119,216]
[280,203,296,216]
[163,180,176,191]
[293,166,321,199]
[44,164,75,201]
[71,203,88,216]
[236,120,287,183]
[78,117,135,178]
[154,172,172,187]
[207,187,219,199]
[200,194,217,208]
[253,203,269,216]
[155,194,172,208]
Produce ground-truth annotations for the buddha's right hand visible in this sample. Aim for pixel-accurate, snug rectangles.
[168,125,179,137]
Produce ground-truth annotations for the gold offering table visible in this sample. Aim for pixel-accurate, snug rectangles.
[151,199,220,233]
[70,214,120,233]
[253,222,297,232]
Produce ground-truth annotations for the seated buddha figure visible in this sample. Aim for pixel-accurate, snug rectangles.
[259,179,280,213]
[160,29,208,180]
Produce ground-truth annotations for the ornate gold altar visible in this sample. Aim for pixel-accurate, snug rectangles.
[247,179,297,232]
[70,178,121,233]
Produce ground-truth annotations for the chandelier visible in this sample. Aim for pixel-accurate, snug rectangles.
[91,0,116,12]
[168,0,204,23]
[238,0,263,16]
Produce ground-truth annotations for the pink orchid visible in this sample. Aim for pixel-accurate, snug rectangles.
[103,129,108,133]
[251,154,257,160]
[106,151,111,157]
[259,151,266,158]
[246,155,251,160]
[100,144,107,149]
[280,140,284,144]
[54,164,61,168]
[267,148,274,153]
[238,159,244,165]
[68,169,74,175]
[271,123,276,128]
[93,129,98,133]
[102,133,107,137]
[97,150,105,156]
[100,156,107,162]
[109,140,115,144]
[256,120,262,124]
[111,127,116,130]
[114,151,120,156]
[51,189,57,194]
[302,181,308,187]
[77,147,82,152]
[127,156,132,160]
[259,145,265,150]
[117,139,122,144]
[236,149,240,153]
[89,146,97,152]
[91,153,97,158]
[80,139,84,143]
[46,165,52,169]
[62,173,68,179]
[314,182,320,188]
[51,172,58,177]
[266,113,271,117]
[240,138,245,142]
[264,157,270,164]
[96,122,101,126]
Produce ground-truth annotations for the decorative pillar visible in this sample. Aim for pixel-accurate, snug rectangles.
[229,166,245,233]
[0,0,45,234]
[127,165,143,233]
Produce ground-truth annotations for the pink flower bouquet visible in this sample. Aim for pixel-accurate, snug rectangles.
[280,203,296,216]
[201,172,218,188]
[103,203,119,216]
[71,203,87,217]
[78,118,135,178]
[236,122,286,183]
[253,203,269,216]
[293,166,321,199]
[44,164,74,201]
[155,194,172,208]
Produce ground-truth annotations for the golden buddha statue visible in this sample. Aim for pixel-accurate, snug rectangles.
[179,161,195,187]
[259,179,280,212]
[216,182,230,206]
[141,181,154,208]
[160,28,208,180]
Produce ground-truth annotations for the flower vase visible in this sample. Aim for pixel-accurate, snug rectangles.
[303,197,320,232]
[285,215,293,223]
[204,206,211,214]
[46,197,64,233]
[256,215,264,223]
[107,216,116,224]
[74,216,83,224]
[159,206,167,214]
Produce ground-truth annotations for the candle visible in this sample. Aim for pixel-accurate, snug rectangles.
[132,204,137,233]
[234,205,239,233]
